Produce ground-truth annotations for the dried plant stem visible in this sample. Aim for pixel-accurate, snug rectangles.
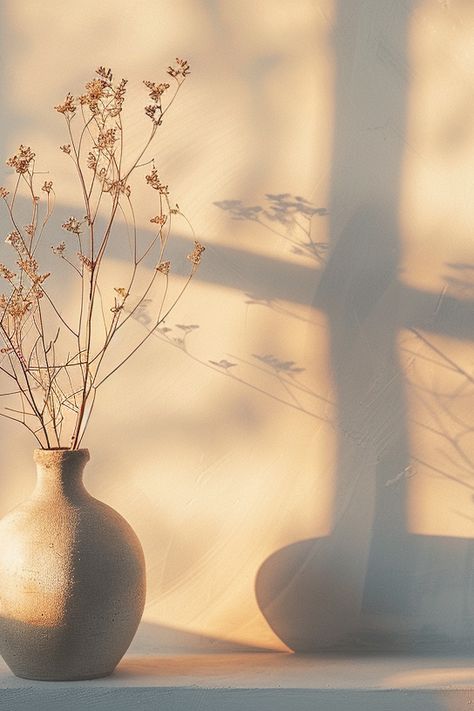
[0,60,201,449]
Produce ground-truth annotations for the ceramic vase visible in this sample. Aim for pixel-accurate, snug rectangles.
[0,448,146,680]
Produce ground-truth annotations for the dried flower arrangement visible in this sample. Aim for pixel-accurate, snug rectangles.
[0,60,204,449]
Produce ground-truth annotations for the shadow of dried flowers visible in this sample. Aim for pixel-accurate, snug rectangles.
[124,306,333,424]
[214,193,328,264]
[402,327,474,503]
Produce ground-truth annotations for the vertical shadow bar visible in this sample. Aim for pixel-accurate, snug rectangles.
[255,1,415,651]
[317,0,415,645]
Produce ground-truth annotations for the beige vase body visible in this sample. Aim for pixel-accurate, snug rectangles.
[0,449,146,680]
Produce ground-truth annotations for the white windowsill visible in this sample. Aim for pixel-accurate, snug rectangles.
[1,653,473,710]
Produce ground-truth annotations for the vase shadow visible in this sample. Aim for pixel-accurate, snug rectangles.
[255,532,474,655]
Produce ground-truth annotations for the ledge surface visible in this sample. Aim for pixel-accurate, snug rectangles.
[1,653,474,710]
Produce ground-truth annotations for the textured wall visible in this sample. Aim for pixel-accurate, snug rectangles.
[0,0,473,654]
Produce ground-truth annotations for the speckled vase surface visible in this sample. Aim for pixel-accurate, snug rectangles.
[0,449,146,680]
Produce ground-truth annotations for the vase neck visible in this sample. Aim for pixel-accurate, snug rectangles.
[33,449,90,499]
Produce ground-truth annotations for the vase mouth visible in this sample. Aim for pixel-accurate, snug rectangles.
[33,448,90,465]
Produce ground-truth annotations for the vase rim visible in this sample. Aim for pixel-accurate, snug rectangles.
[33,448,90,464]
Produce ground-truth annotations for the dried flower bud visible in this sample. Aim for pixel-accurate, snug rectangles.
[150,214,167,226]
[156,261,171,275]
[96,66,113,83]
[79,70,127,118]
[114,287,128,298]
[51,241,66,256]
[6,145,35,174]
[145,167,168,194]
[144,80,170,102]
[84,78,106,102]
[60,144,72,154]
[0,264,16,281]
[24,224,35,237]
[62,217,82,235]
[17,257,39,281]
[111,78,128,116]
[77,252,94,272]
[186,240,205,266]
[145,105,161,124]
[36,272,50,285]
[96,128,117,150]
[5,231,20,247]
[54,93,76,115]
[42,181,53,193]
[167,58,190,80]
[0,187,9,198]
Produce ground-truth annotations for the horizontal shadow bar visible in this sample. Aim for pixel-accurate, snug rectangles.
[3,196,472,341]
[203,242,474,342]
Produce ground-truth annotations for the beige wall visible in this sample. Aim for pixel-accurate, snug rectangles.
[0,0,473,654]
